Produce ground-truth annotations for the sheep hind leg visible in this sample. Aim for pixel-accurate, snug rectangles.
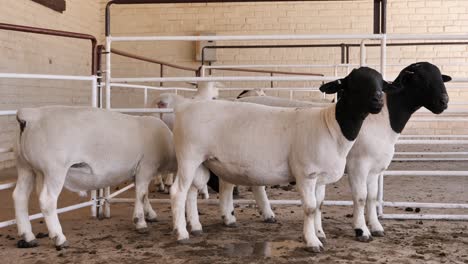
[186,186,203,235]
[171,161,200,242]
[219,180,237,227]
[13,161,37,248]
[143,193,158,223]
[367,173,384,237]
[314,184,327,243]
[251,186,276,223]
[39,168,68,250]
[133,165,155,233]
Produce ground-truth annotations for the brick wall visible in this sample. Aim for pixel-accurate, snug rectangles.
[106,0,468,133]
[1,0,468,168]
[0,0,101,169]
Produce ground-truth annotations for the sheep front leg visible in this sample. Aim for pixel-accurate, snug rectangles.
[314,184,327,243]
[13,162,37,248]
[39,168,68,250]
[349,168,372,242]
[251,186,276,223]
[170,162,199,242]
[219,180,237,227]
[367,173,384,237]
[297,177,323,253]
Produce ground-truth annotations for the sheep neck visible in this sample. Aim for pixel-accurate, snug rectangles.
[386,90,421,133]
[335,99,369,141]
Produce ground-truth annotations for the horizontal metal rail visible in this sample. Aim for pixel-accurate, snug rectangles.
[395,151,468,155]
[381,214,468,220]
[396,140,468,145]
[110,34,383,42]
[383,201,468,209]
[110,108,173,113]
[0,200,95,229]
[0,22,97,75]
[111,76,341,83]
[0,73,96,81]
[384,170,468,176]
[0,182,16,191]
[393,158,468,161]
[111,83,197,92]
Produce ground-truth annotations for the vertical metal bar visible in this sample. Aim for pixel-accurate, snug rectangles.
[381,0,387,34]
[200,65,205,77]
[380,34,387,80]
[378,173,384,216]
[105,36,112,109]
[91,190,97,217]
[345,45,350,64]
[340,43,345,64]
[374,0,381,34]
[160,64,164,87]
[104,187,111,218]
[289,90,293,100]
[98,188,104,218]
[360,40,366,67]
[144,88,148,106]
[91,76,98,108]
[270,72,274,88]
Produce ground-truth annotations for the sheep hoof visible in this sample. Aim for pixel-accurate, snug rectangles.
[356,235,373,243]
[224,222,238,228]
[305,245,323,253]
[371,231,385,237]
[145,217,158,223]
[191,230,203,236]
[55,241,69,251]
[17,239,39,248]
[177,238,190,244]
[318,237,327,244]
[136,227,149,234]
[264,217,277,223]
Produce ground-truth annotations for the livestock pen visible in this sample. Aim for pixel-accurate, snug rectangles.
[0,0,468,263]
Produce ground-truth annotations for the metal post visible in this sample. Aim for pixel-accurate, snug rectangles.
[105,37,112,109]
[144,88,148,106]
[160,64,164,87]
[380,34,387,80]
[98,188,104,218]
[92,76,98,108]
[381,0,387,34]
[104,187,111,218]
[270,72,274,88]
[360,40,366,66]
[91,190,97,217]
[378,173,384,217]
[374,0,381,34]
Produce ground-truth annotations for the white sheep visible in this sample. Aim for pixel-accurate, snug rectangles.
[13,106,177,249]
[170,67,391,252]
[220,62,451,242]
[152,82,219,196]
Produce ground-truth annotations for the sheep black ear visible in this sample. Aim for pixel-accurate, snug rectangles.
[319,79,345,94]
[382,81,404,95]
[442,74,452,83]
[237,90,250,99]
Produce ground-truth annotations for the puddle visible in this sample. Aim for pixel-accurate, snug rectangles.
[223,240,302,257]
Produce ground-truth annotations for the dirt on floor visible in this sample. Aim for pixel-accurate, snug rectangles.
[0,144,468,264]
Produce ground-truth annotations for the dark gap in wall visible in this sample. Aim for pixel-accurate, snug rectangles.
[31,0,66,13]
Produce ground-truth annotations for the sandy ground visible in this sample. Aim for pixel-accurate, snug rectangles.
[0,144,468,264]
